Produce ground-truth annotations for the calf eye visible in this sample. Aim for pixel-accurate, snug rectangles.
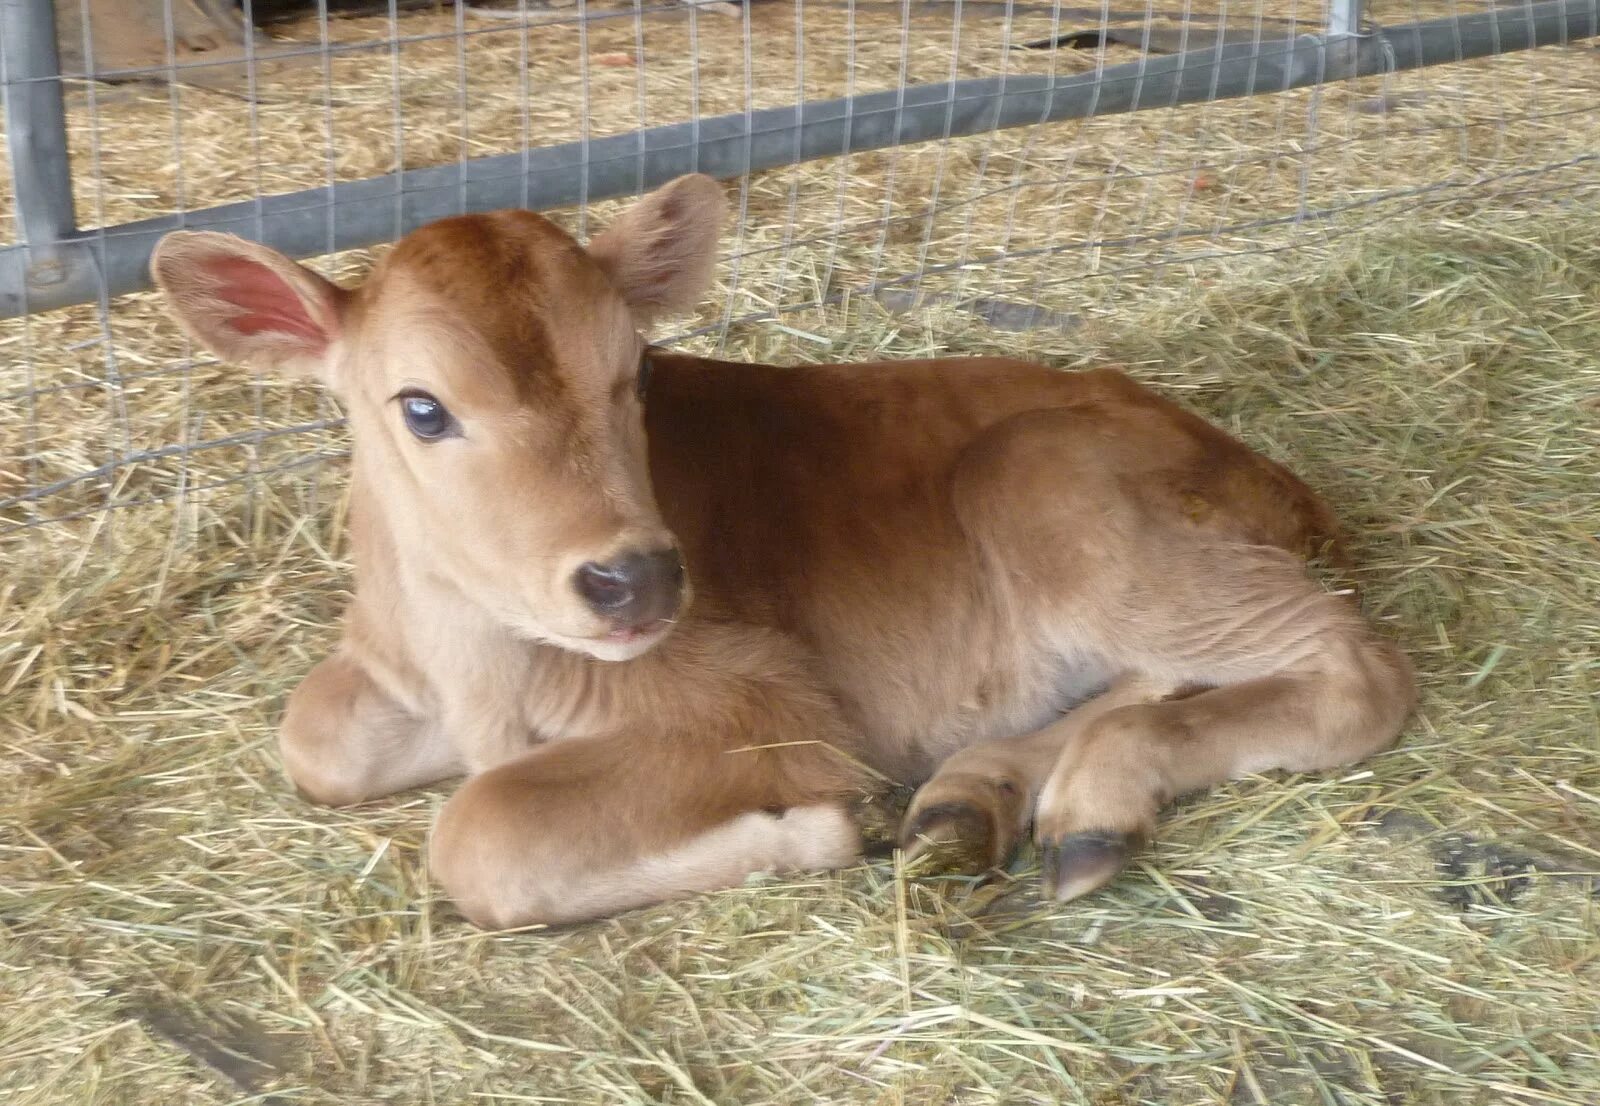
[397,390,456,440]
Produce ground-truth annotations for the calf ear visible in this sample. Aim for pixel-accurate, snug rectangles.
[587,174,727,323]
[150,231,350,384]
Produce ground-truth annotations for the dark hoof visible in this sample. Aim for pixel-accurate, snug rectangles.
[1039,830,1137,901]
[900,800,1012,876]
[854,785,916,858]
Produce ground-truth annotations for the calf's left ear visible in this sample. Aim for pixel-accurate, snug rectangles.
[587,174,727,324]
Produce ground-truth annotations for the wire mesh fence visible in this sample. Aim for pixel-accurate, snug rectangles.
[1,0,1598,537]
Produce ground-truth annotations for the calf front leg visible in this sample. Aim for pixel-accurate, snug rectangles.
[899,675,1183,874]
[429,732,860,928]
[280,653,462,806]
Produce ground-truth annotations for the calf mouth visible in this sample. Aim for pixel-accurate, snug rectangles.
[603,617,676,645]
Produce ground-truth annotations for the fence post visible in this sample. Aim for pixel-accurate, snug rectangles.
[1327,0,1365,37]
[1,0,84,292]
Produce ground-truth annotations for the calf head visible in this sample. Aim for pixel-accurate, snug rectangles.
[151,175,728,660]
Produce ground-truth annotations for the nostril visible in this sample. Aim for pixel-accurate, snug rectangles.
[575,561,634,611]
[575,547,686,623]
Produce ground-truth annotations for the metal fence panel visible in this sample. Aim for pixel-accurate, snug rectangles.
[2,0,1598,532]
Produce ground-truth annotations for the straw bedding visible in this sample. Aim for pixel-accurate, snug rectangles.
[1,2,1597,1103]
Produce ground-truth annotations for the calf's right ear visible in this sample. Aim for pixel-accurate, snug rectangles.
[150,231,350,385]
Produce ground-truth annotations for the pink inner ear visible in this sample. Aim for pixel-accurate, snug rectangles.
[202,255,329,348]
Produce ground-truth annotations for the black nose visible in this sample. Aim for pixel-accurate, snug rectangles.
[574,548,685,624]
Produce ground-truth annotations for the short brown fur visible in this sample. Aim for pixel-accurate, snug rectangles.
[150,175,1414,928]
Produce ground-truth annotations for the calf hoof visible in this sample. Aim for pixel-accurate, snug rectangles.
[854,785,916,858]
[900,797,1019,876]
[1038,830,1139,902]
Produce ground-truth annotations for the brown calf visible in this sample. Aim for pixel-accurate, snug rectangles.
[151,175,1415,928]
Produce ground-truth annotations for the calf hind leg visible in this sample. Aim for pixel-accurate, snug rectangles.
[899,675,1184,874]
[1035,545,1415,901]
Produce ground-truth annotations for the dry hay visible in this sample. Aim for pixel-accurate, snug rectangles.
[4,200,1599,1106]
[2,0,1598,525]
[3,1,1600,1104]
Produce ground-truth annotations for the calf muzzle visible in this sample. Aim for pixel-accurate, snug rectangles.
[573,547,686,629]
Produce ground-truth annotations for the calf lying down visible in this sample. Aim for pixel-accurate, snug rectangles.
[151,175,1414,928]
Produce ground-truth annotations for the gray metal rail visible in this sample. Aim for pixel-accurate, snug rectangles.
[2,0,1596,319]
[0,0,78,304]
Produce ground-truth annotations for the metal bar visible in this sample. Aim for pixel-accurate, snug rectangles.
[1327,0,1363,38]
[2,0,1597,318]
[0,0,83,292]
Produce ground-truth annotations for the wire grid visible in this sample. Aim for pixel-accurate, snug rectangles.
[1,0,1598,539]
